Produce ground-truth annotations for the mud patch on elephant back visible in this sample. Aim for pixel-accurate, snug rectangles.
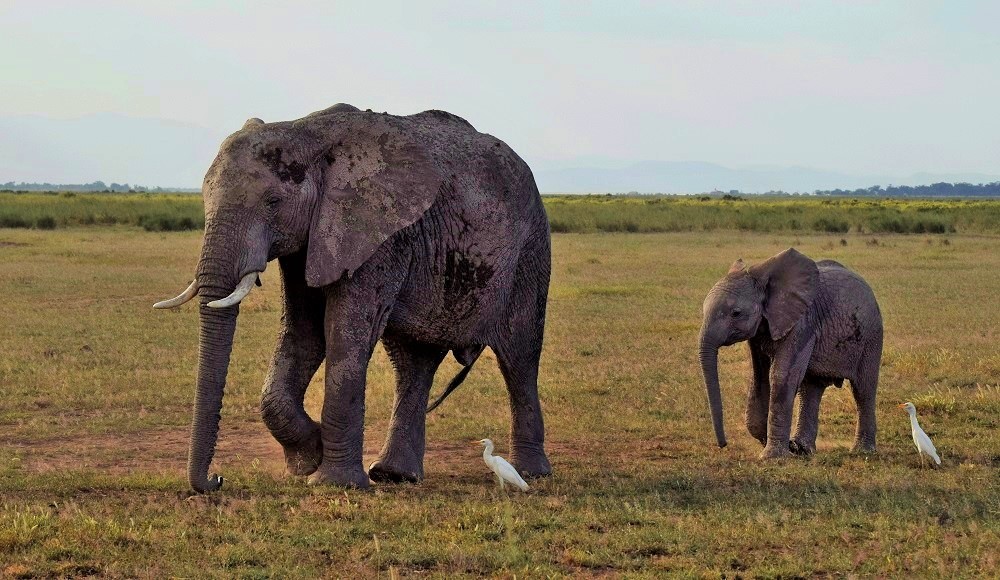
[443,249,494,308]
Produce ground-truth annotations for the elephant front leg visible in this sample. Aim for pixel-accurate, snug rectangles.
[262,331,324,476]
[261,252,326,476]
[307,324,376,489]
[761,337,815,460]
[368,336,446,483]
[308,264,404,489]
[790,379,825,455]
[745,343,771,446]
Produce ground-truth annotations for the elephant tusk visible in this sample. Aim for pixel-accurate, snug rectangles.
[207,272,259,308]
[153,279,198,309]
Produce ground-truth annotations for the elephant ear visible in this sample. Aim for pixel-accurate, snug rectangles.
[748,248,819,341]
[305,118,444,287]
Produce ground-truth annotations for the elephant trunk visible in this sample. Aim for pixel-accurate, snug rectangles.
[188,224,241,493]
[189,299,237,492]
[699,332,727,448]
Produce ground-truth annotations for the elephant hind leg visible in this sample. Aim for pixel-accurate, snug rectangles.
[492,247,552,478]
[850,355,880,453]
[790,378,826,455]
[369,335,447,483]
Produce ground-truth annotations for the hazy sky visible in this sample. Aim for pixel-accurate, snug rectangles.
[2,0,998,180]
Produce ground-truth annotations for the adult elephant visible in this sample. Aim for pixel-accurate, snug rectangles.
[154,104,552,492]
[698,249,882,459]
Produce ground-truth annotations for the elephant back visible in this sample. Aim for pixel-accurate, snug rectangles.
[299,109,541,288]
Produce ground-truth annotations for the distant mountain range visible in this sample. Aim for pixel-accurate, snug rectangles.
[532,160,1000,194]
[1,113,997,193]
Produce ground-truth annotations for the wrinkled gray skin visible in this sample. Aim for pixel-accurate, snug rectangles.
[162,104,552,492]
[698,248,882,459]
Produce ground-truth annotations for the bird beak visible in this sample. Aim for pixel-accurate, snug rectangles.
[897,403,906,409]
[470,440,481,446]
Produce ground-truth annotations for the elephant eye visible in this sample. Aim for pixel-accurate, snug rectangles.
[265,195,280,208]
[731,309,742,318]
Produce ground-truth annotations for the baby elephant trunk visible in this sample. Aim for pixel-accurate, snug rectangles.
[698,333,727,448]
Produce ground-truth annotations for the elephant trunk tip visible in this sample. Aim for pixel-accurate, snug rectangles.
[191,473,224,494]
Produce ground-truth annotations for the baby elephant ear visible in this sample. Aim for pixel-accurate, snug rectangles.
[305,119,444,287]
[748,248,819,341]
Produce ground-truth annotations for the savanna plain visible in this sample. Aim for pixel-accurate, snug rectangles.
[1,196,999,577]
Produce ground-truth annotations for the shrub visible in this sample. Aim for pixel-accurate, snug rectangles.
[549,220,574,233]
[35,216,57,230]
[139,214,203,232]
[867,215,907,233]
[813,218,850,233]
[910,219,949,234]
[596,219,641,233]
[0,215,31,228]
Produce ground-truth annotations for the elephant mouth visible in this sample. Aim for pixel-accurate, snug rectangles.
[205,271,262,309]
[153,270,263,311]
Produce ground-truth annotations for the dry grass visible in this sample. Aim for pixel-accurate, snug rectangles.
[1,227,999,577]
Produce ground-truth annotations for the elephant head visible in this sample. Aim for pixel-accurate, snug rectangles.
[153,104,449,492]
[697,248,818,448]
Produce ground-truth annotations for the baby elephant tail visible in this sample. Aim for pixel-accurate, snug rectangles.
[426,345,484,413]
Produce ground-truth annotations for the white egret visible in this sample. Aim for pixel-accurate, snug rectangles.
[474,438,529,491]
[899,402,941,468]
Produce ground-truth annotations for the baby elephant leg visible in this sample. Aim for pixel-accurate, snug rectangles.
[762,336,815,460]
[745,346,771,446]
[790,378,826,455]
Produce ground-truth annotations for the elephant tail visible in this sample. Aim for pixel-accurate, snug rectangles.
[426,346,484,413]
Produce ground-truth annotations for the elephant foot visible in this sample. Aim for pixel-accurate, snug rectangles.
[746,424,768,447]
[307,463,371,489]
[851,440,877,454]
[511,448,552,479]
[368,458,422,484]
[760,443,793,460]
[281,431,323,476]
[789,439,815,456]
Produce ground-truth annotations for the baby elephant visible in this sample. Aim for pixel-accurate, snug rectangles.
[698,248,883,459]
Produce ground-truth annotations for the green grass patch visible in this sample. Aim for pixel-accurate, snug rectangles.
[3,192,1000,234]
[0,192,203,230]
[542,194,1000,234]
[1,229,999,575]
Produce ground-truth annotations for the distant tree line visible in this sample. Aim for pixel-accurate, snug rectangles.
[0,181,199,193]
[814,182,1000,197]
